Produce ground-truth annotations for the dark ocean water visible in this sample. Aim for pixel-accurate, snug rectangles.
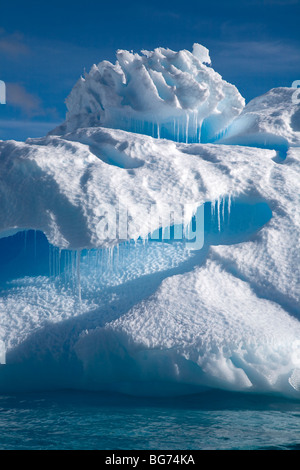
[0,390,299,450]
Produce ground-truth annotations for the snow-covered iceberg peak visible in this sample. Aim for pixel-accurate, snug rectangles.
[52,44,245,143]
[218,87,300,148]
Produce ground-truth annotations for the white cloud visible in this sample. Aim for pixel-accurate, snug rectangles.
[263,0,299,4]
[5,83,59,120]
[0,30,29,57]
[212,39,300,73]
[6,83,43,116]
[245,0,299,4]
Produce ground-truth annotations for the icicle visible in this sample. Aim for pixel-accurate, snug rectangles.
[49,245,52,277]
[185,113,189,143]
[115,243,119,269]
[111,246,114,268]
[51,247,54,278]
[71,251,75,292]
[34,230,37,261]
[56,247,59,277]
[107,247,110,270]
[217,198,221,232]
[111,245,114,268]
[228,194,232,223]
[198,119,203,143]
[68,251,72,279]
[52,247,56,277]
[63,251,67,285]
[76,250,82,303]
[58,249,61,277]
[222,196,225,225]
[53,247,56,277]
[211,200,215,219]
[194,112,198,143]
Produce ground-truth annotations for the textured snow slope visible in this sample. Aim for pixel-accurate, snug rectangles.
[0,128,271,249]
[219,87,300,149]
[51,44,244,143]
[98,259,300,396]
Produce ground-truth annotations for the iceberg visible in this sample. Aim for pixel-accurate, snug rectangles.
[0,44,300,398]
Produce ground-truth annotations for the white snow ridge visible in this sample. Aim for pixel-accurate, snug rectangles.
[0,44,300,399]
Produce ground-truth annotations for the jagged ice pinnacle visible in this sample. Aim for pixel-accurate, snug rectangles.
[51,44,245,143]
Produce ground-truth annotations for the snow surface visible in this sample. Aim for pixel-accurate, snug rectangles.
[219,87,300,150]
[0,45,300,398]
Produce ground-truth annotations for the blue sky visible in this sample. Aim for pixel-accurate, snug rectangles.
[0,0,299,141]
